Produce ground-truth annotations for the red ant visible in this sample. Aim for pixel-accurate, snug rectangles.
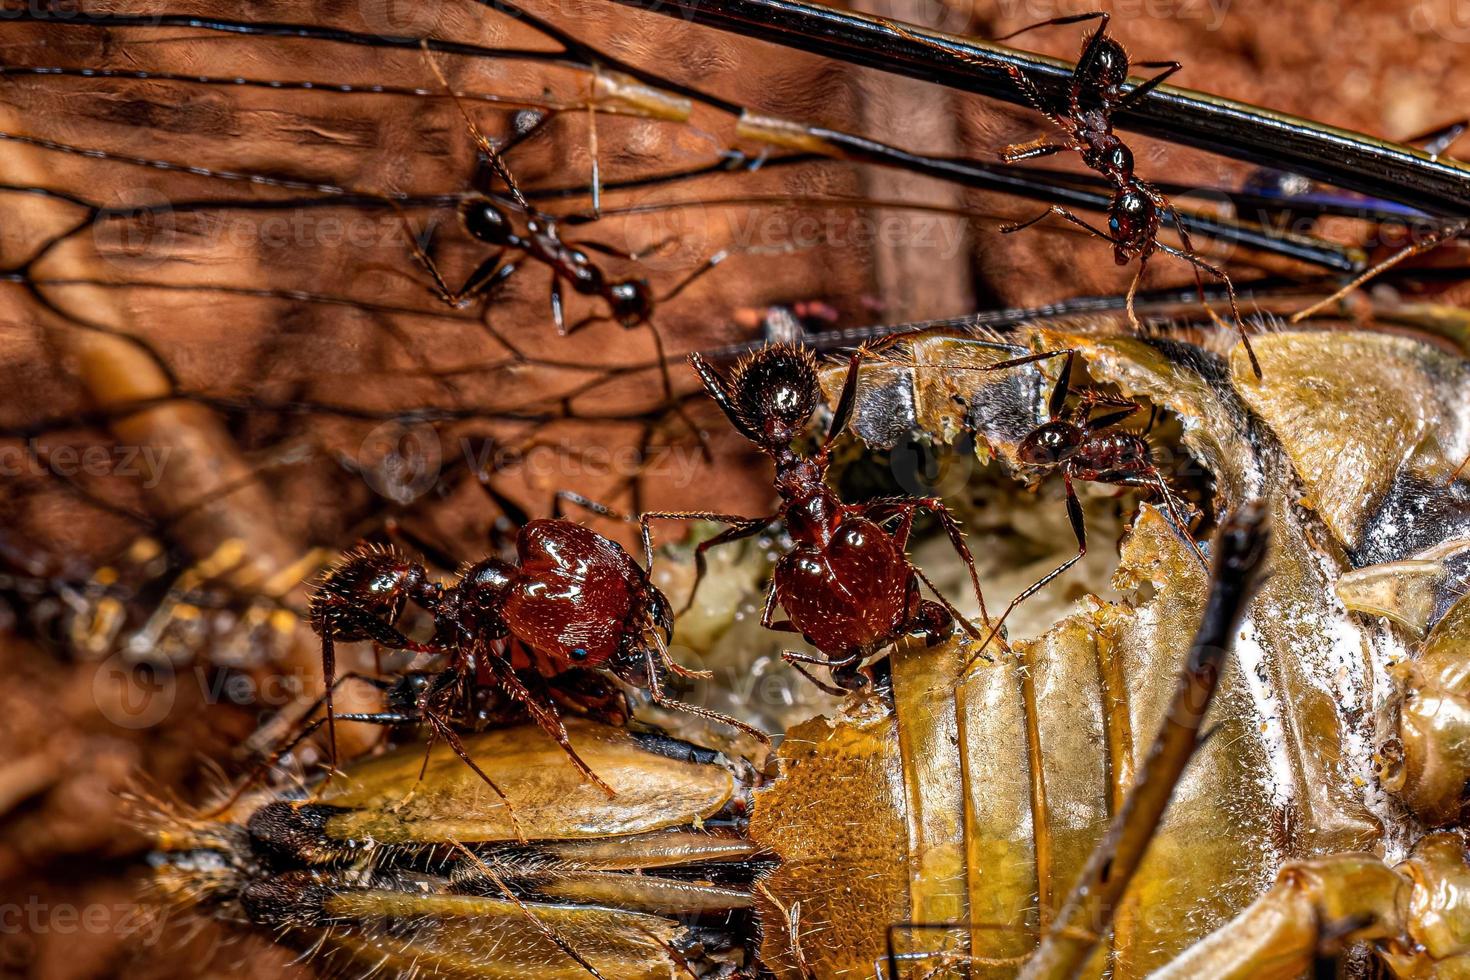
[962,346,1208,668]
[307,518,767,802]
[641,344,991,694]
[887,12,1261,377]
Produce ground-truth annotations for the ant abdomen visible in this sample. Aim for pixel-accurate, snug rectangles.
[774,517,914,652]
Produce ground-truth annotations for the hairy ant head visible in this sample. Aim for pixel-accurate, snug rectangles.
[461,200,514,246]
[607,279,654,327]
[309,546,435,639]
[1019,420,1085,466]
[728,343,821,448]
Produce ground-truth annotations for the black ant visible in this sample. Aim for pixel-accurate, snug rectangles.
[888,12,1261,377]
[641,344,991,694]
[402,52,724,441]
[305,519,767,803]
[962,346,1208,668]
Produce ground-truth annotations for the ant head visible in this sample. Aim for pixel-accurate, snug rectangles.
[1080,38,1130,100]
[448,557,516,636]
[1019,420,1084,466]
[386,671,435,711]
[727,343,821,448]
[460,200,514,246]
[1108,188,1155,259]
[607,279,653,327]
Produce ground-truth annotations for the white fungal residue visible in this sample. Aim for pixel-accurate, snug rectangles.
[1231,615,1296,811]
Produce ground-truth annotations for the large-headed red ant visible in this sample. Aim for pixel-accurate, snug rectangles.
[642,344,991,693]
[962,346,1208,668]
[305,518,767,802]
[888,12,1261,377]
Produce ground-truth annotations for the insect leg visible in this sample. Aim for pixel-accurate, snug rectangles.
[1113,60,1184,113]
[985,347,1076,420]
[642,644,772,745]
[492,651,615,796]
[962,472,1087,672]
[641,510,771,614]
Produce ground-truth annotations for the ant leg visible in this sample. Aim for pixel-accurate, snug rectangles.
[688,352,762,443]
[861,495,992,629]
[783,655,854,697]
[1113,61,1183,113]
[642,645,772,745]
[1120,471,1209,569]
[820,349,864,455]
[1152,188,1262,377]
[1152,236,1262,378]
[1001,205,1128,253]
[419,710,523,839]
[881,19,1068,129]
[419,41,529,209]
[757,573,805,636]
[985,347,1076,419]
[489,652,615,796]
[553,490,656,570]
[642,318,714,460]
[659,250,730,304]
[642,510,771,614]
[961,473,1087,672]
[208,673,393,814]
[1124,256,1147,331]
[1288,219,1468,326]
[1001,138,1069,163]
[550,275,567,334]
[995,10,1108,41]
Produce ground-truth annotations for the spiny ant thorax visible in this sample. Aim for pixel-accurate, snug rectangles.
[728,343,821,449]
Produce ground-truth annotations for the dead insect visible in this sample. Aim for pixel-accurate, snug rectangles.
[148,718,766,980]
[308,519,767,798]
[644,344,989,694]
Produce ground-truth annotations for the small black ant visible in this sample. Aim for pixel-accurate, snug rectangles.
[888,12,1261,377]
[963,346,1208,667]
[642,344,991,694]
[402,53,724,441]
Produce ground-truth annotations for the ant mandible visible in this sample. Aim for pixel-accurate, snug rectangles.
[962,346,1208,668]
[888,12,1261,377]
[309,518,768,799]
[642,344,992,694]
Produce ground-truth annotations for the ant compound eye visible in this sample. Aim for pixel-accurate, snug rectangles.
[729,343,820,441]
[569,647,589,662]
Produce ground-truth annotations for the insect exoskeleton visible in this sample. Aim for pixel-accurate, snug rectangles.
[752,313,1470,977]
[147,718,766,979]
